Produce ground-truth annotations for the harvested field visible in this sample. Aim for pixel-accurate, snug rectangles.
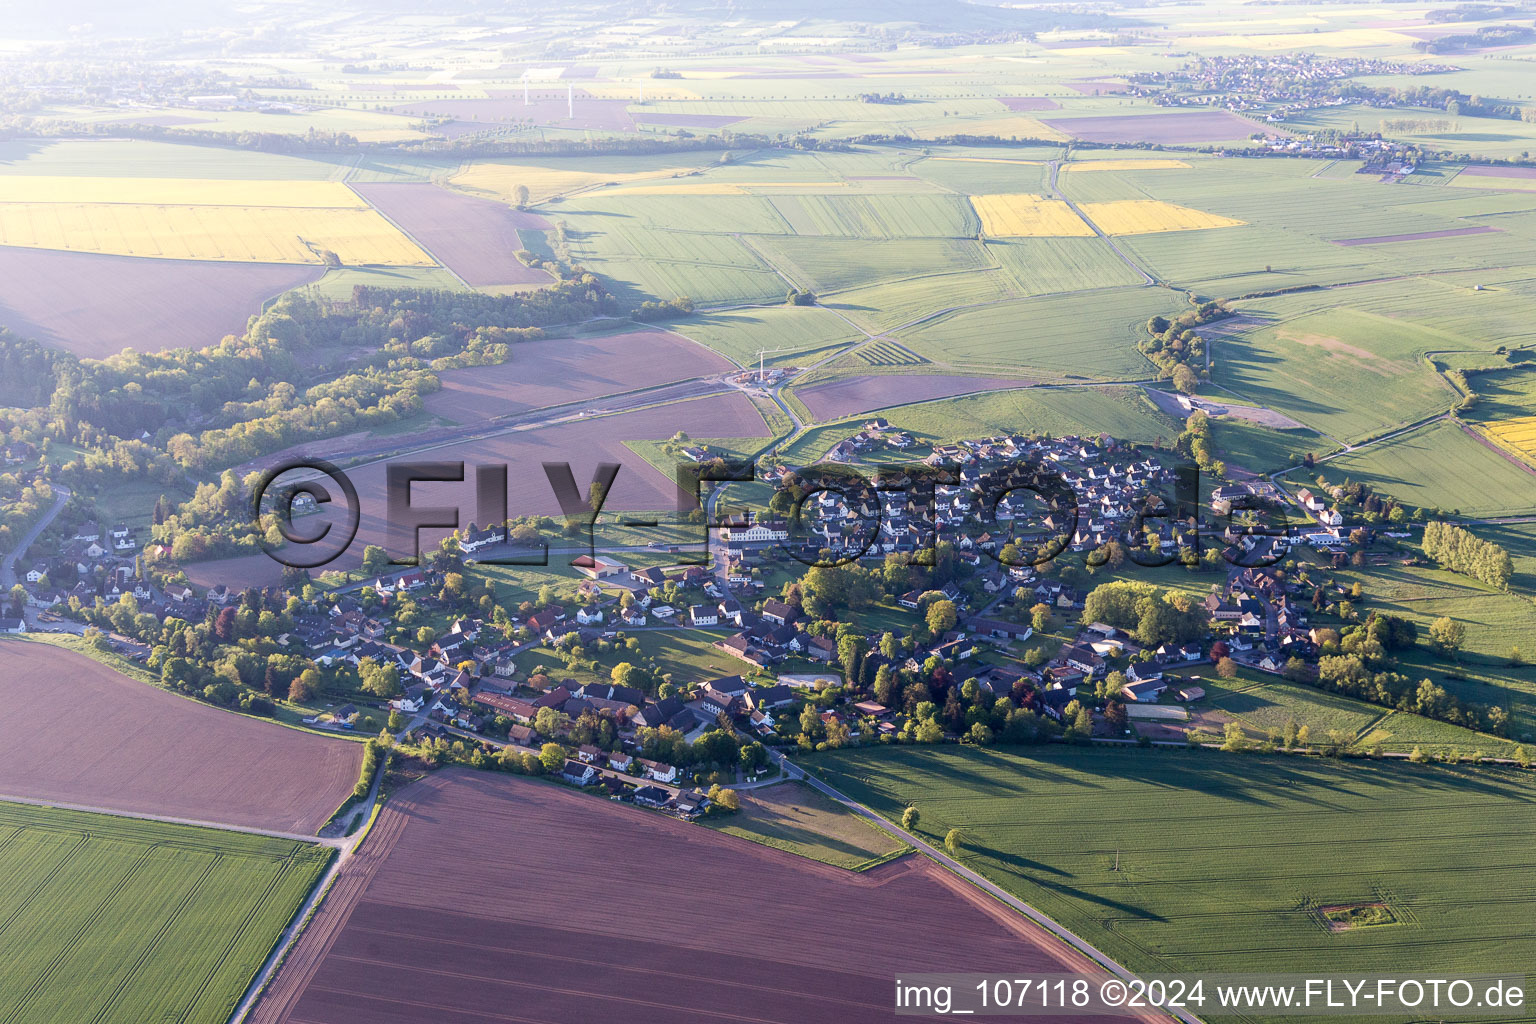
[1080,199,1244,234]
[250,770,1150,1024]
[796,374,1031,421]
[1044,110,1264,144]
[349,182,553,287]
[0,245,322,357]
[1332,226,1501,246]
[998,96,1060,111]
[421,329,734,421]
[970,193,1092,236]
[0,640,363,834]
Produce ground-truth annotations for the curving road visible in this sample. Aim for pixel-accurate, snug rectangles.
[0,483,69,590]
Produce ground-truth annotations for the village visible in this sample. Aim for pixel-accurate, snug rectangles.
[0,425,1416,820]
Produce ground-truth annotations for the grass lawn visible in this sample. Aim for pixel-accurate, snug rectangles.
[706,780,909,870]
[809,744,1536,1016]
[516,628,760,690]
[0,801,331,1024]
[1207,673,1386,741]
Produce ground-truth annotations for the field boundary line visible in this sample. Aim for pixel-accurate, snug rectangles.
[787,757,1207,1024]
[0,794,343,848]
[344,182,471,290]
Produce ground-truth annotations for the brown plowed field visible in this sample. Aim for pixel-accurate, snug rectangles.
[1043,110,1269,144]
[0,640,363,834]
[192,389,768,575]
[796,374,1032,421]
[252,770,1148,1024]
[422,329,734,421]
[350,183,555,288]
[0,246,321,357]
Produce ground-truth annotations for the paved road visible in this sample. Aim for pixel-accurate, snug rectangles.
[0,483,69,590]
[776,752,1207,1024]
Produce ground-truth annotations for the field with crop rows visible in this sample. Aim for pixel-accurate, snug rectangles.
[0,801,330,1024]
[897,286,1176,376]
[669,306,864,367]
[1314,419,1536,516]
[1079,199,1245,235]
[811,745,1536,1017]
[753,236,989,293]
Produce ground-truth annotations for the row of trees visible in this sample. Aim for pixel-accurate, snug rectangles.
[1422,521,1514,590]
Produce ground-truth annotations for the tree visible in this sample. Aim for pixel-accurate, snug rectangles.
[1221,720,1246,751]
[539,742,567,773]
[288,670,318,703]
[358,658,403,699]
[1215,656,1238,679]
[361,545,391,576]
[534,705,569,738]
[1428,616,1465,657]
[925,599,957,637]
[944,828,963,857]
[712,788,740,812]
[1030,602,1052,632]
[514,183,531,208]
[902,805,920,832]
[1171,364,1200,395]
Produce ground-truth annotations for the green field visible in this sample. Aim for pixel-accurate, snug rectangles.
[811,745,1536,1019]
[706,781,909,870]
[668,305,864,368]
[1308,418,1536,517]
[0,801,331,1024]
[1222,306,1460,442]
[776,384,1179,464]
[896,286,1177,377]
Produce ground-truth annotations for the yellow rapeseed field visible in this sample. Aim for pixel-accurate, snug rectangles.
[451,161,696,202]
[1079,200,1244,235]
[0,177,365,208]
[1063,159,1192,172]
[0,203,434,265]
[970,194,1093,237]
[1482,416,1536,462]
